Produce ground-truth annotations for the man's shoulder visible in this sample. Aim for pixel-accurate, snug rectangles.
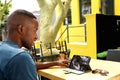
[0,41,23,53]
[0,41,31,70]
[0,41,29,62]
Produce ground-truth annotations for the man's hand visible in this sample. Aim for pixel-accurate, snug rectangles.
[56,59,70,67]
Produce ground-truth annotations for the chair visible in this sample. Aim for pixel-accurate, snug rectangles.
[106,49,120,62]
[32,44,60,62]
[32,40,71,62]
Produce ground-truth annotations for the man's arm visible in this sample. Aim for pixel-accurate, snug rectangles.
[35,60,70,69]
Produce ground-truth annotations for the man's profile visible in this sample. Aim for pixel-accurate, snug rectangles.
[0,9,69,80]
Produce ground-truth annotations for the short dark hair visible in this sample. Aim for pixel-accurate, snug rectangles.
[6,9,37,29]
[10,9,37,19]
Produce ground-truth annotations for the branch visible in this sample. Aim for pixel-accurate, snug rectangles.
[58,0,64,10]
[51,0,64,32]
[52,0,72,34]
[63,0,72,13]
[37,0,46,8]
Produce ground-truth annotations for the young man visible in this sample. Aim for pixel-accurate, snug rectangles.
[0,9,69,80]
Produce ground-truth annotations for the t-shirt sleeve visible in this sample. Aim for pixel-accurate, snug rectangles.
[5,52,38,80]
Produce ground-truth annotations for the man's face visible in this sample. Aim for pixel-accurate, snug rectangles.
[22,19,38,49]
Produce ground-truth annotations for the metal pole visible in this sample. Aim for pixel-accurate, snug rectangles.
[65,18,69,43]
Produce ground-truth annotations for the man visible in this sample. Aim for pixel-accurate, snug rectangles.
[0,9,69,80]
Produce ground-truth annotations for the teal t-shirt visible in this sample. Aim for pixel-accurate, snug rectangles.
[0,41,37,80]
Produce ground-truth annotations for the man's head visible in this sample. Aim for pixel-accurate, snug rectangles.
[6,9,38,49]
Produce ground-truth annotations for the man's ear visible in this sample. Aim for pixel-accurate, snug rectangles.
[17,25,24,35]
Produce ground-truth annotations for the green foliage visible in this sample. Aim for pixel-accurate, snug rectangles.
[0,0,12,28]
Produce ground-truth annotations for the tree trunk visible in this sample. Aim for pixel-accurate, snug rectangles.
[37,0,72,48]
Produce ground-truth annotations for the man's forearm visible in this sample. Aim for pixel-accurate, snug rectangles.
[35,61,58,69]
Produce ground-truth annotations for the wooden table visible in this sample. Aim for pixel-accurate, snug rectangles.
[38,59,120,80]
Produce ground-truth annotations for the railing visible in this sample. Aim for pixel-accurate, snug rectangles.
[56,24,87,43]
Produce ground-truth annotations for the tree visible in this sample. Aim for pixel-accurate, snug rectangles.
[0,0,12,26]
[0,0,12,41]
[37,0,72,48]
